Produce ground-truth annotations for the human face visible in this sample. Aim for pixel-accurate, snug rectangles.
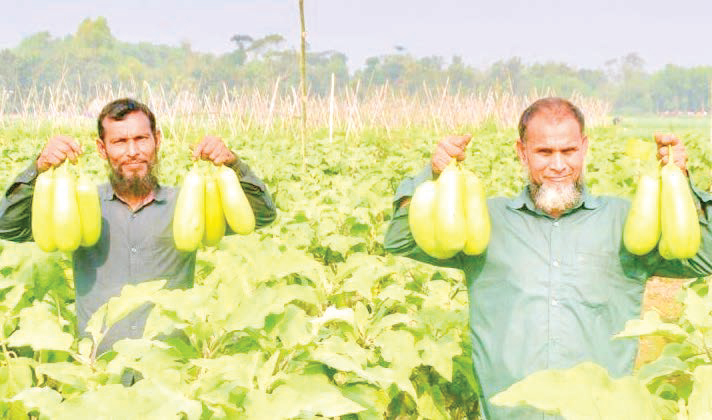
[516,114,587,189]
[96,111,161,193]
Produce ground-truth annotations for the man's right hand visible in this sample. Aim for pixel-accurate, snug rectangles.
[36,136,83,172]
[431,134,472,175]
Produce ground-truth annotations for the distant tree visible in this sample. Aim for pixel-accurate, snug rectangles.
[247,34,285,59]
[74,17,113,50]
[229,34,254,66]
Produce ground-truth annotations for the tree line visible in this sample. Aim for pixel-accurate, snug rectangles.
[0,17,709,114]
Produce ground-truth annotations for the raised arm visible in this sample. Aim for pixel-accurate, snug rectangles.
[192,135,276,229]
[384,135,473,270]
[0,136,82,242]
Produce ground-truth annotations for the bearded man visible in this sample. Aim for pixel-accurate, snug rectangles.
[0,98,276,354]
[384,97,712,419]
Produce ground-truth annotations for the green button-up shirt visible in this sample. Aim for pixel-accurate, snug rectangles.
[0,159,276,353]
[384,164,712,420]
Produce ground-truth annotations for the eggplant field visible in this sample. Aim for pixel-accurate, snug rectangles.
[1,110,711,419]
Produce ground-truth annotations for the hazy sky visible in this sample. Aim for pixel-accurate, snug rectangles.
[1,0,710,71]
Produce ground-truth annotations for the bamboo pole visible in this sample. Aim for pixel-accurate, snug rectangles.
[329,72,335,143]
[298,0,307,170]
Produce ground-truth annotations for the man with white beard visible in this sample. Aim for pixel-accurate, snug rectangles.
[384,97,712,419]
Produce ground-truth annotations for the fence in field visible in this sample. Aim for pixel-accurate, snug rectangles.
[0,80,612,136]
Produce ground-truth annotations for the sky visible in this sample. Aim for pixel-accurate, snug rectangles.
[0,0,710,72]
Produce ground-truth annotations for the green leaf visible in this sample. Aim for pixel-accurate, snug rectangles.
[245,373,365,419]
[0,284,26,315]
[614,310,688,341]
[105,280,167,328]
[637,356,688,385]
[416,332,461,381]
[368,313,413,337]
[8,387,62,418]
[375,330,419,371]
[490,362,662,419]
[0,358,34,399]
[190,352,260,390]
[223,284,318,332]
[274,304,313,348]
[363,365,416,398]
[416,389,447,420]
[106,339,184,387]
[84,305,107,347]
[52,380,201,420]
[310,306,355,330]
[688,365,712,419]
[256,351,281,392]
[683,288,712,330]
[36,362,93,391]
[7,302,73,352]
[341,383,390,420]
[376,284,409,303]
[310,337,370,376]
[422,280,454,309]
[337,254,397,299]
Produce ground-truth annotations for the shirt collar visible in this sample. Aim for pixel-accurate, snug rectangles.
[99,183,167,204]
[506,184,600,216]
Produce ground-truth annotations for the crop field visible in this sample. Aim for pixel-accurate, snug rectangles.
[0,93,711,419]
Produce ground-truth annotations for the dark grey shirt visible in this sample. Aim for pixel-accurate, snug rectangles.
[0,159,276,352]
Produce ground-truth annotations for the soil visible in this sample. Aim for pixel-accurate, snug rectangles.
[635,276,688,369]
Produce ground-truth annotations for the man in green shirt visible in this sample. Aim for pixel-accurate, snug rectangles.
[384,97,712,419]
[0,98,276,355]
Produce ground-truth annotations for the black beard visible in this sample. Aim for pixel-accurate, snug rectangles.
[109,161,159,198]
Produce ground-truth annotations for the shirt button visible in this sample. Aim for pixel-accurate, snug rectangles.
[553,221,559,227]
[551,299,559,306]
[131,247,137,253]
[130,325,137,330]
[552,260,560,267]
[131,214,136,219]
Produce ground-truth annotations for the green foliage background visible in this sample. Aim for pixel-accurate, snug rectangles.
[0,115,710,419]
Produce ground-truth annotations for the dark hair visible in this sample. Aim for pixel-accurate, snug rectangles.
[518,97,585,143]
[97,98,157,140]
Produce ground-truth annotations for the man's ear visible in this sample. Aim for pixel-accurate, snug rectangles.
[516,138,527,166]
[154,130,162,152]
[581,135,589,156]
[96,138,107,160]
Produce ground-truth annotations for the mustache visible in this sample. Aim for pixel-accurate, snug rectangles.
[108,159,159,197]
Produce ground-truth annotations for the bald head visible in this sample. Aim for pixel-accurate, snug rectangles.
[518,97,585,143]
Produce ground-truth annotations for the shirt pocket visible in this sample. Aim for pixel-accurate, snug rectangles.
[571,250,619,308]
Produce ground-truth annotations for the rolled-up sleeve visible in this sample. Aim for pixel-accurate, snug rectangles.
[648,179,712,278]
[227,157,277,229]
[383,163,462,269]
[0,162,39,242]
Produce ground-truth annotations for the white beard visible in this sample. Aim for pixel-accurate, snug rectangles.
[529,178,583,216]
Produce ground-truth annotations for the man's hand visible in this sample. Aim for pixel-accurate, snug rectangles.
[431,135,472,175]
[192,136,236,166]
[655,133,688,175]
[36,136,82,172]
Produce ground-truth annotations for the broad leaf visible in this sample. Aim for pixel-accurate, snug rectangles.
[490,362,662,419]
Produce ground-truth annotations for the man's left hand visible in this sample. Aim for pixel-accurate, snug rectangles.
[655,133,688,175]
[192,136,237,166]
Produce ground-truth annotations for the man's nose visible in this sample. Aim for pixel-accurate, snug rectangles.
[127,140,138,156]
[550,153,566,171]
